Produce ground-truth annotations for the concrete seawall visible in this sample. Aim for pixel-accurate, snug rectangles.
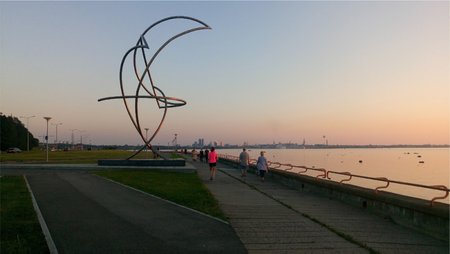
[219,157,449,241]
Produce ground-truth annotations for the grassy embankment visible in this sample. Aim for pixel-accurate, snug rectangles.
[1,149,226,251]
[95,170,226,220]
[0,149,156,163]
[0,176,49,253]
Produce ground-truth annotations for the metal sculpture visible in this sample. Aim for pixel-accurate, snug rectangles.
[98,16,211,159]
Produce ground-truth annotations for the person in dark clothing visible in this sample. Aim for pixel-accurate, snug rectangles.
[199,149,204,162]
[204,149,209,164]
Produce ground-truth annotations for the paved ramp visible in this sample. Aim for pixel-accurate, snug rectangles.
[27,172,245,254]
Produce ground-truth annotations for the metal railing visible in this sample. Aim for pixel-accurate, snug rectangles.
[219,154,449,207]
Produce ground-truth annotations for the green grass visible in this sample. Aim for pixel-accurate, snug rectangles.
[1,176,49,253]
[0,149,161,164]
[95,170,226,221]
[169,153,185,159]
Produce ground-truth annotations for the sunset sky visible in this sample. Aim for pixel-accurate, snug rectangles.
[1,1,448,146]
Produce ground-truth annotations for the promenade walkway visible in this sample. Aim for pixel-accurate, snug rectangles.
[3,160,448,253]
[190,159,449,254]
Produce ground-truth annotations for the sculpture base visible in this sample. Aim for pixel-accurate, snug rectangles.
[97,159,185,167]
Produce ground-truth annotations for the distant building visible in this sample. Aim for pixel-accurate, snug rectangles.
[192,138,205,148]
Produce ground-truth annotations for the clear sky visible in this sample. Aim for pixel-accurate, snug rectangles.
[1,1,448,146]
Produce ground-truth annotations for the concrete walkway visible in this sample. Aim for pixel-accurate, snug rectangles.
[190,159,449,254]
[25,171,246,253]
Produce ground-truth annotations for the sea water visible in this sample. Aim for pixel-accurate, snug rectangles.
[218,148,450,204]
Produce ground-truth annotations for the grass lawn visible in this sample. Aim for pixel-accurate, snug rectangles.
[1,149,160,164]
[1,176,49,253]
[95,170,226,221]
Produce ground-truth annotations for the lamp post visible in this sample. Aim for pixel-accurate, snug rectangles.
[79,130,86,150]
[70,129,78,149]
[20,115,35,151]
[81,134,90,150]
[51,122,63,149]
[43,117,52,162]
[173,133,178,151]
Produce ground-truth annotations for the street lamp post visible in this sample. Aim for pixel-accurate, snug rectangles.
[79,130,86,150]
[173,133,178,151]
[70,129,78,149]
[44,117,52,162]
[51,122,62,149]
[20,115,35,151]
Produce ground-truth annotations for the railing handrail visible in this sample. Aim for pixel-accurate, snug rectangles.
[218,153,449,206]
[327,170,449,191]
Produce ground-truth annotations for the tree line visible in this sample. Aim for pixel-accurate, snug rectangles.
[1,115,39,151]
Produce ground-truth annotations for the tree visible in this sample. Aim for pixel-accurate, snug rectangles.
[0,115,39,151]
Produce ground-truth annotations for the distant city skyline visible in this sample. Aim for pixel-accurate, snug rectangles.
[3,113,447,148]
[1,1,448,146]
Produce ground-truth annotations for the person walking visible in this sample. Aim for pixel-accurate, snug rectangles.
[257,151,269,182]
[199,149,204,162]
[208,147,218,180]
[192,149,198,161]
[239,148,250,177]
[204,149,209,164]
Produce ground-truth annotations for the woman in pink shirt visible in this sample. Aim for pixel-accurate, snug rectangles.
[208,147,218,180]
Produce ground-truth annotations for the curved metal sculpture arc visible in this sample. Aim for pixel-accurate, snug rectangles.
[98,16,211,159]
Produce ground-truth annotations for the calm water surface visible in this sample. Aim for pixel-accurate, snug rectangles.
[218,148,449,204]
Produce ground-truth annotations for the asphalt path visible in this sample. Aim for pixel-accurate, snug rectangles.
[26,172,246,254]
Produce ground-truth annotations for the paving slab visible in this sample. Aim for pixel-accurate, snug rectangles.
[245,173,448,253]
[190,160,367,253]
